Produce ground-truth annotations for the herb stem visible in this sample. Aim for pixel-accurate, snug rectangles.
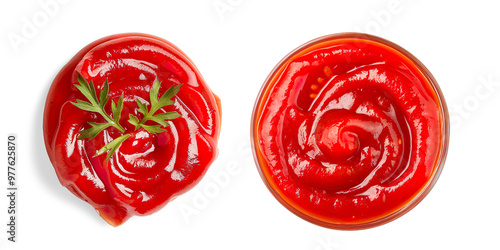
[101,112,125,133]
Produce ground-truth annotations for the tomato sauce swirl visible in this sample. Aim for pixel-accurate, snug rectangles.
[44,34,221,226]
[252,33,448,229]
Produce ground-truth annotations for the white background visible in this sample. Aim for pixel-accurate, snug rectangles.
[1,0,499,249]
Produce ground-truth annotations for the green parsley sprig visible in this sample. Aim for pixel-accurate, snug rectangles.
[71,72,181,162]
[128,78,182,134]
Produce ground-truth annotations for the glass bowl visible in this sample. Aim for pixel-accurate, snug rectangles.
[251,33,449,230]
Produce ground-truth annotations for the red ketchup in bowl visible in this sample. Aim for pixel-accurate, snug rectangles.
[252,33,448,229]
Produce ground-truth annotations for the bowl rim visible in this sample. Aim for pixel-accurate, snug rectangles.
[250,32,450,230]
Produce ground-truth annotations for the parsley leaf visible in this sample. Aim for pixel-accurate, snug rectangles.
[72,73,182,162]
[128,78,181,134]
